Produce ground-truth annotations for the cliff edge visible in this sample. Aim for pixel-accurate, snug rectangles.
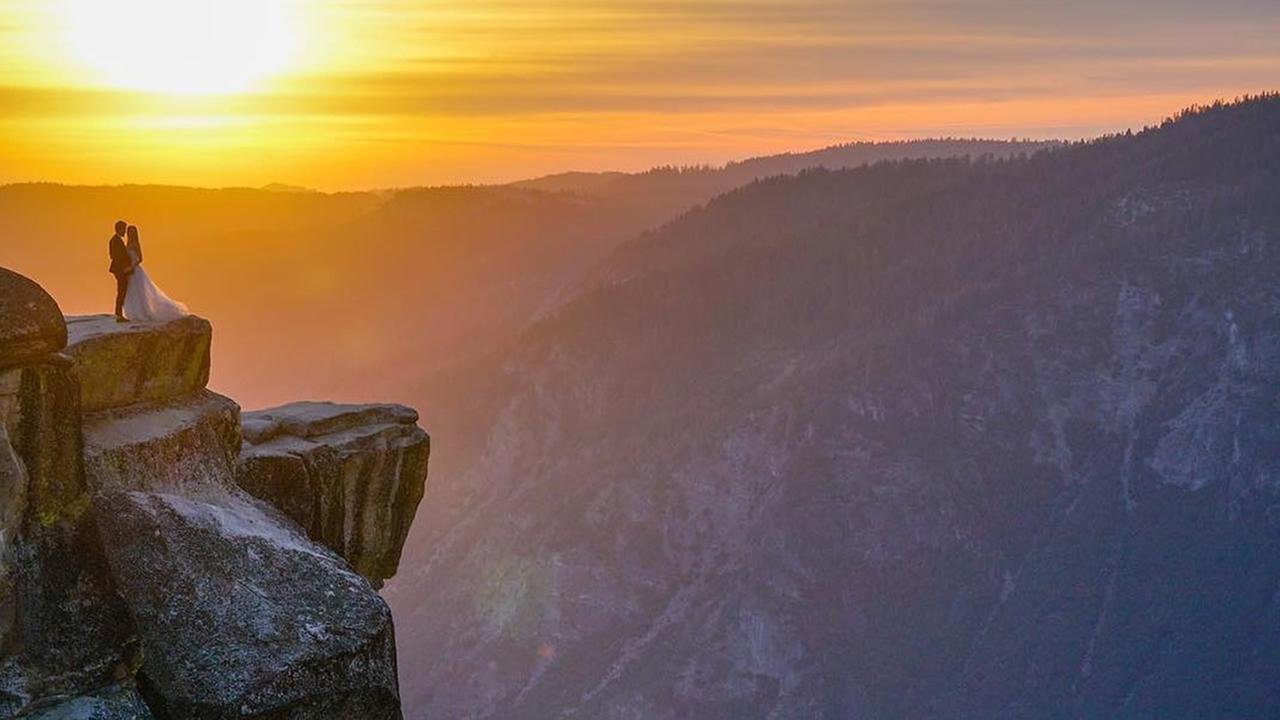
[0,269,429,719]
[239,402,429,587]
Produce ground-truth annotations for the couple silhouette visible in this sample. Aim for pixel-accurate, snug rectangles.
[108,219,189,323]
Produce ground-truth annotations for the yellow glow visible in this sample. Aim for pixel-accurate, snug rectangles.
[60,0,297,94]
[1,2,1275,188]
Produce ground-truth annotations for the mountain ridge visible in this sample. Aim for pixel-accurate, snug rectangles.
[508,138,1059,197]
[386,94,1280,719]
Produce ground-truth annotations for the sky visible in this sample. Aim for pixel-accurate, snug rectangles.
[1,0,1277,190]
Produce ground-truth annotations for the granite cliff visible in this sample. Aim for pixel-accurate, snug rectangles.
[388,96,1280,718]
[239,403,429,588]
[0,269,429,719]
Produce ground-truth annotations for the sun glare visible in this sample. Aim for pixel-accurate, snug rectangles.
[60,0,297,94]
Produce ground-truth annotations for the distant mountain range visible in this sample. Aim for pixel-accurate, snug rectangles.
[385,95,1280,718]
[259,182,318,194]
[510,138,1058,205]
[0,138,1043,410]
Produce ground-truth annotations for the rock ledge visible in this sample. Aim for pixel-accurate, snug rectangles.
[65,314,211,413]
[239,402,430,586]
[2,272,426,719]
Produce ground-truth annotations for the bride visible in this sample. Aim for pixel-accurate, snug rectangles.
[122,225,190,322]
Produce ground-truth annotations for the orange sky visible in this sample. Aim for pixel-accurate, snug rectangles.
[2,0,1277,190]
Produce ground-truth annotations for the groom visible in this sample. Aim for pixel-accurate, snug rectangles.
[108,219,132,322]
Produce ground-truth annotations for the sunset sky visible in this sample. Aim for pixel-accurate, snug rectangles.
[2,0,1277,190]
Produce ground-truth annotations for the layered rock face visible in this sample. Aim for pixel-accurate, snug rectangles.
[0,272,142,718]
[239,402,430,586]
[82,389,241,492]
[65,315,211,413]
[1,270,429,719]
[68,314,410,719]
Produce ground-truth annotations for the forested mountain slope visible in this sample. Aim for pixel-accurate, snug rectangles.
[387,96,1280,719]
[511,139,1058,200]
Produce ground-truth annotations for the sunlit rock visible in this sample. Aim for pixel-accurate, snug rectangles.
[0,268,67,368]
[0,270,139,717]
[83,390,242,492]
[65,315,211,413]
[94,488,401,720]
[65,312,410,718]
[239,402,430,586]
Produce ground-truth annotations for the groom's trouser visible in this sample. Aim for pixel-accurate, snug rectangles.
[114,272,129,316]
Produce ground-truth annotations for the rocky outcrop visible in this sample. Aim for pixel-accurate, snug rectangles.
[65,315,211,413]
[83,390,242,492]
[239,402,430,585]
[0,285,140,717]
[0,268,67,368]
[57,313,416,718]
[95,490,400,720]
[70,314,239,493]
[0,267,428,719]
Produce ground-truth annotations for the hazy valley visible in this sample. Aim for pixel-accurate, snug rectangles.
[4,99,1279,718]
[387,98,1280,718]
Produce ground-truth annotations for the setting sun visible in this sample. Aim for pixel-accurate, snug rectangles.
[60,0,296,94]
[1,0,1276,188]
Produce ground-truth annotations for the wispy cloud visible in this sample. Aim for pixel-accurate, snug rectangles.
[2,0,1277,188]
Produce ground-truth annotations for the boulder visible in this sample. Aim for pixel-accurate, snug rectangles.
[238,403,429,585]
[23,683,154,720]
[64,315,211,413]
[83,391,241,492]
[0,267,66,368]
[93,488,402,720]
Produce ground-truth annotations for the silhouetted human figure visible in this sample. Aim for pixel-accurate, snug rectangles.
[108,219,133,322]
[120,224,189,322]
[126,225,143,266]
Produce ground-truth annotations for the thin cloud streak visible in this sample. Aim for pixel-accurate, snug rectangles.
[0,0,1277,187]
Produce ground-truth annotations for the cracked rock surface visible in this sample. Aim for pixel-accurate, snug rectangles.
[239,402,430,586]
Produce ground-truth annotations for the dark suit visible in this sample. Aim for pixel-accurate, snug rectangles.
[109,234,132,317]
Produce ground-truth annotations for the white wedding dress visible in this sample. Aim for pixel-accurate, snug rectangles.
[123,246,189,322]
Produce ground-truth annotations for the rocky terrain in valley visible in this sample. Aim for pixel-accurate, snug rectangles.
[0,269,429,718]
[387,96,1280,718]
